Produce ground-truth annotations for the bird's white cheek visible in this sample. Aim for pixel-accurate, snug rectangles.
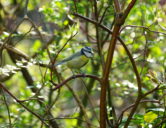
[85,53,93,58]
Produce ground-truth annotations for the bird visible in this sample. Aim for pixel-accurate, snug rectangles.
[55,47,94,69]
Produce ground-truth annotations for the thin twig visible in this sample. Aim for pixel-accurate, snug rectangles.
[153,118,166,128]
[118,99,160,124]
[24,0,29,15]
[120,25,166,35]
[45,117,99,128]
[73,13,113,34]
[143,84,160,98]
[0,83,49,126]
[1,89,12,128]
[99,6,110,24]
[72,0,78,12]
[25,17,44,42]
[66,84,92,128]
[80,78,100,123]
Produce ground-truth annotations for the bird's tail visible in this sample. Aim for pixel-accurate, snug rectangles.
[54,60,66,66]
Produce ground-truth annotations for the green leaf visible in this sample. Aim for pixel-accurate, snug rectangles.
[32,40,41,52]
[144,111,158,123]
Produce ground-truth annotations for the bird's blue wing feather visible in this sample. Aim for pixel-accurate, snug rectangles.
[55,51,82,66]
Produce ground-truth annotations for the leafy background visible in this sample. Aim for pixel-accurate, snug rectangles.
[0,0,166,128]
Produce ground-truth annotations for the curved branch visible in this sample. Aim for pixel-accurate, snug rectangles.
[53,74,101,90]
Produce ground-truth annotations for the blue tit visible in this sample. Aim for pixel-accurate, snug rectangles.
[55,47,94,69]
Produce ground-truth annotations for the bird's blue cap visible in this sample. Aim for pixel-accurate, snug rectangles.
[81,46,94,57]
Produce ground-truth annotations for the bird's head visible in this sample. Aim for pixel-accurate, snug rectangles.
[81,47,94,58]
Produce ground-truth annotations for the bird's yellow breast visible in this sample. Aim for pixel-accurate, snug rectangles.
[67,55,89,69]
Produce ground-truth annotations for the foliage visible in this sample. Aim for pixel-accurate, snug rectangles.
[0,0,166,128]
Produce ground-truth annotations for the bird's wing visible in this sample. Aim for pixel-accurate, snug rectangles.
[55,51,82,66]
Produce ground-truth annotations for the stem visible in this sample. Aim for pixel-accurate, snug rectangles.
[100,24,121,128]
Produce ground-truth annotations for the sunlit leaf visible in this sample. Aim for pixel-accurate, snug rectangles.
[144,111,158,123]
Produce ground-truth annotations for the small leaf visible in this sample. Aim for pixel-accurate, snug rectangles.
[32,40,41,52]
[144,111,158,123]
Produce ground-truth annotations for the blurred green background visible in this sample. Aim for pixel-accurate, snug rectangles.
[0,0,166,127]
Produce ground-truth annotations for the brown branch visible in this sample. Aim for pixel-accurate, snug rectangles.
[93,0,103,68]
[52,73,96,128]
[113,0,121,12]
[120,25,166,35]
[99,6,110,24]
[77,64,100,126]
[73,11,138,128]
[117,99,160,125]
[100,0,137,127]
[72,0,78,12]
[66,84,92,128]
[1,89,12,128]
[119,1,141,127]
[45,117,99,128]
[122,0,137,20]
[53,74,101,90]
[49,32,78,86]
[73,13,113,34]
[143,84,160,98]
[53,32,78,64]
[100,24,121,128]
[153,118,166,128]
[116,37,143,128]
[73,9,163,127]
[0,83,49,126]
[118,38,142,92]
[24,17,44,42]
[73,13,166,37]
[0,42,30,60]
[32,36,55,58]
[24,0,29,15]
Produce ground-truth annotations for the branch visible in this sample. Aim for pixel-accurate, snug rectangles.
[73,10,164,128]
[52,73,96,127]
[66,84,92,128]
[0,41,30,60]
[45,117,99,128]
[52,32,78,64]
[100,0,137,127]
[53,74,101,90]
[0,83,49,126]
[118,38,142,93]
[99,6,110,24]
[113,0,121,12]
[143,84,160,98]
[100,23,121,128]
[73,13,166,37]
[72,0,78,12]
[73,13,113,34]
[24,17,44,42]
[120,25,166,35]
[1,89,12,128]
[24,0,29,15]
[117,99,160,125]
[122,0,137,20]
[153,118,166,128]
